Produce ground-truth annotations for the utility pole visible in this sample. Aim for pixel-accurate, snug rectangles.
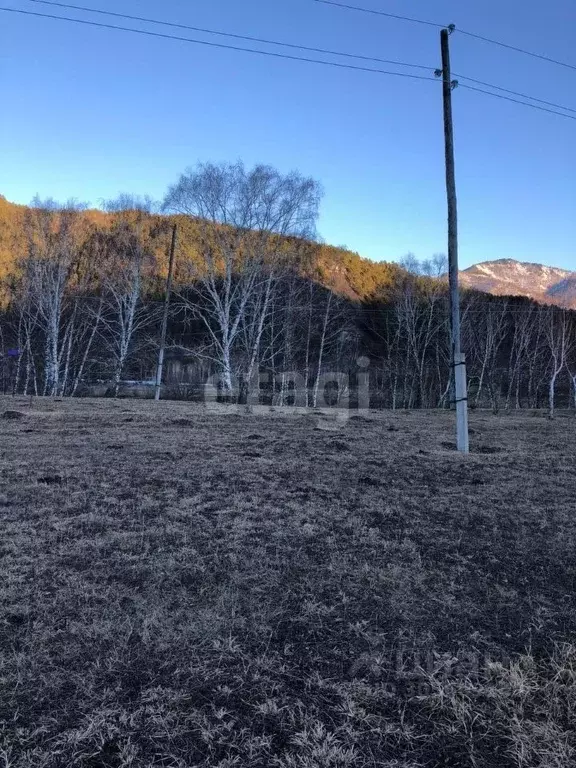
[154,223,178,401]
[441,27,469,453]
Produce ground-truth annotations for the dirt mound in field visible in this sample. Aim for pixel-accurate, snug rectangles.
[2,410,25,420]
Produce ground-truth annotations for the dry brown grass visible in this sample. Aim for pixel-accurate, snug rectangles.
[1,397,576,767]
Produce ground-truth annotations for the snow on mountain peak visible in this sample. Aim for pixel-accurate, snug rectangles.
[460,259,576,309]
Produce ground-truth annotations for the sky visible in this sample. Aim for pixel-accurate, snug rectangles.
[0,0,575,270]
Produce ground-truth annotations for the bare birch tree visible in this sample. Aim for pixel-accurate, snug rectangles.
[163,162,322,399]
[469,299,509,412]
[545,308,571,418]
[99,196,157,396]
[21,198,86,396]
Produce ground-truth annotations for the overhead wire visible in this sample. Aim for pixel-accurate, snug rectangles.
[457,28,576,73]
[457,82,576,120]
[313,0,443,28]
[26,0,434,73]
[0,6,439,82]
[313,0,576,72]
[450,73,576,115]
[3,5,576,119]
[33,0,576,114]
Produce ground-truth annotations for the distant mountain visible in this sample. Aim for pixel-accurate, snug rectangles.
[460,259,576,309]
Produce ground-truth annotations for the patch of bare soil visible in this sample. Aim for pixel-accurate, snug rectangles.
[1,397,576,767]
[1,410,25,420]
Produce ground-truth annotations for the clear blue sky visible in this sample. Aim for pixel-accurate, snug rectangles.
[1,0,574,269]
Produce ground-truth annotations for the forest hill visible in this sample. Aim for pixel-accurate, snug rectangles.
[0,168,575,414]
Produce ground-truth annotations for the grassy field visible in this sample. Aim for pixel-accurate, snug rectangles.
[1,397,576,768]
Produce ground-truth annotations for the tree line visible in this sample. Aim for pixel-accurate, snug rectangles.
[1,162,575,415]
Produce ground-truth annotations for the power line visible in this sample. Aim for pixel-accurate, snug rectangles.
[451,73,576,115]
[313,0,443,28]
[458,82,576,120]
[3,6,576,120]
[314,0,576,73]
[457,28,576,73]
[27,0,434,73]
[28,0,576,115]
[0,7,439,82]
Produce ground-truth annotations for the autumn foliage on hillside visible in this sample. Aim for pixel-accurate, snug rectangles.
[0,194,402,303]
